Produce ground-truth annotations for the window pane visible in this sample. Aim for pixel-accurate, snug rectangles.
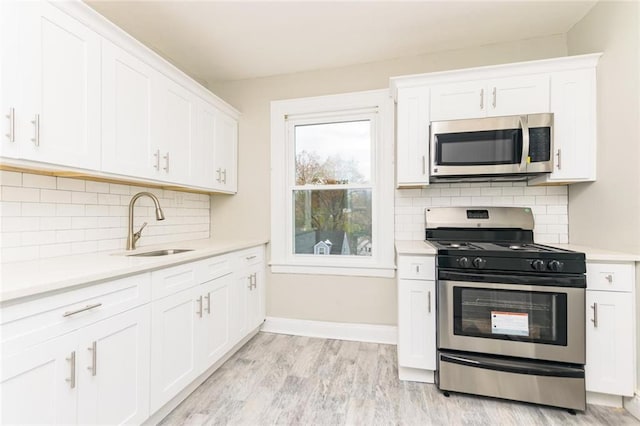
[294,189,372,256]
[295,120,371,185]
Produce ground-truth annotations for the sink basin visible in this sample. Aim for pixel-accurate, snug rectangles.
[127,249,194,257]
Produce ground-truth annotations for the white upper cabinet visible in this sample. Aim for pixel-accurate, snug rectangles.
[212,110,238,193]
[396,87,430,187]
[2,1,101,169]
[1,0,20,159]
[392,53,600,186]
[192,99,218,188]
[430,74,550,121]
[101,40,158,179]
[529,68,597,185]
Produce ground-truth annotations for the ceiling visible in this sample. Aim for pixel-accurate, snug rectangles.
[85,1,597,85]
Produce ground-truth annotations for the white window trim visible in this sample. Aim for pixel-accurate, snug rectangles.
[270,89,395,278]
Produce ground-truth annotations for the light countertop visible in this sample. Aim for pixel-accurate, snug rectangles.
[0,238,268,304]
[395,240,640,262]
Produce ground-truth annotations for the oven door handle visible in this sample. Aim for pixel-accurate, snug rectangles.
[439,352,584,378]
[519,115,530,171]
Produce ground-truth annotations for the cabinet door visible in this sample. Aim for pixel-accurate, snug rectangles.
[77,305,151,425]
[486,74,550,117]
[231,271,250,345]
[585,290,634,396]
[157,77,195,184]
[0,0,20,159]
[198,274,232,370]
[192,99,217,188]
[430,81,485,121]
[20,1,100,169]
[396,87,430,186]
[212,110,238,193]
[101,40,158,179]
[246,265,265,330]
[150,287,198,412]
[397,279,436,370]
[1,333,78,425]
[547,69,596,183]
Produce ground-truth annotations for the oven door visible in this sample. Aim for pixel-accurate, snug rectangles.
[437,277,585,364]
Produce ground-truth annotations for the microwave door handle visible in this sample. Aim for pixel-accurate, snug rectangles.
[519,115,530,170]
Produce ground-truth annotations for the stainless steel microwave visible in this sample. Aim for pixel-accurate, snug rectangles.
[430,113,553,181]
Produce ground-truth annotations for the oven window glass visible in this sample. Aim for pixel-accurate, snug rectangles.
[436,129,522,165]
[453,287,567,346]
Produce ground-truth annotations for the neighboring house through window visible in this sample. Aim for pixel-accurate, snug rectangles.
[270,90,394,277]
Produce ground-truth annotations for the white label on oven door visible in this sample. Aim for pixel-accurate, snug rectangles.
[491,311,529,336]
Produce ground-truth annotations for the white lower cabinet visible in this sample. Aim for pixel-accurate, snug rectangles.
[585,261,636,397]
[397,279,436,370]
[1,305,151,425]
[396,253,436,383]
[198,274,232,372]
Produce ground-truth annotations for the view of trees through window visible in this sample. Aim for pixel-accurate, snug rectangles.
[293,120,373,256]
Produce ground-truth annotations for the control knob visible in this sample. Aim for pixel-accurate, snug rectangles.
[473,257,487,269]
[548,260,564,272]
[457,257,471,268]
[531,259,546,271]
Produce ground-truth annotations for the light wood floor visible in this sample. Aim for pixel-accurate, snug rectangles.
[160,332,639,425]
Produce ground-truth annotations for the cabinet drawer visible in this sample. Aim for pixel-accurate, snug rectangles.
[1,273,151,355]
[151,261,200,300]
[586,262,634,292]
[235,246,265,268]
[397,255,435,280]
[199,254,232,282]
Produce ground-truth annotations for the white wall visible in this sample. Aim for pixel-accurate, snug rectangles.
[0,171,210,262]
[566,0,640,396]
[210,35,568,325]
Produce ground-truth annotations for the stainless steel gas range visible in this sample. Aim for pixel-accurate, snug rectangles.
[427,207,587,412]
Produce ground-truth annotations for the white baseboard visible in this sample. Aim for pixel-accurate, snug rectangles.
[262,316,397,345]
[624,393,640,421]
[586,391,623,407]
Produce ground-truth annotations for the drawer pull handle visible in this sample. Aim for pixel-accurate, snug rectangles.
[591,303,598,328]
[66,351,76,389]
[605,274,613,283]
[87,341,97,376]
[246,255,257,260]
[63,303,102,317]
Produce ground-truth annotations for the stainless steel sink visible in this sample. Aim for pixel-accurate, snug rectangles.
[127,249,194,257]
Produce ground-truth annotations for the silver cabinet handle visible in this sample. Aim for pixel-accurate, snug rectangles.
[66,351,76,389]
[6,108,15,142]
[591,303,598,327]
[415,265,420,274]
[196,295,203,318]
[163,152,170,172]
[63,302,102,317]
[222,168,227,184]
[154,149,161,170]
[204,292,211,315]
[216,168,221,183]
[422,155,426,175]
[87,341,97,376]
[246,255,257,260]
[31,114,40,146]
[556,149,562,170]
[605,274,613,283]
[492,87,497,108]
[427,291,431,313]
[247,275,253,290]
[253,273,257,289]
[479,88,484,109]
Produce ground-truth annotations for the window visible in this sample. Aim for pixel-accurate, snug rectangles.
[270,90,394,277]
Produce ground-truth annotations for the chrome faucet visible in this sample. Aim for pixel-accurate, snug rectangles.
[127,192,165,250]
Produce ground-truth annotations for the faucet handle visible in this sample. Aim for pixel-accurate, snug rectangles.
[134,222,148,241]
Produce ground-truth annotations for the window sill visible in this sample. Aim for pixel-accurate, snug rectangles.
[269,262,396,278]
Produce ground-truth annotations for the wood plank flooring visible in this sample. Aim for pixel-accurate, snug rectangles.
[160,332,639,425]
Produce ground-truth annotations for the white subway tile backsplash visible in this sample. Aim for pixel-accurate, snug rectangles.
[395,182,568,243]
[0,172,211,262]
[2,186,40,202]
